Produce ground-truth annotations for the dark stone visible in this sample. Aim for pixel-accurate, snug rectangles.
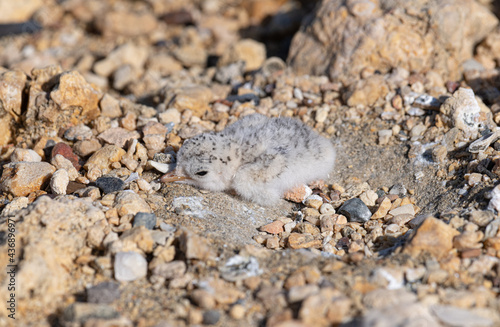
[133,212,157,230]
[375,189,386,199]
[66,181,87,194]
[95,176,125,194]
[338,198,371,223]
[87,281,121,304]
[202,310,220,325]
[226,93,260,105]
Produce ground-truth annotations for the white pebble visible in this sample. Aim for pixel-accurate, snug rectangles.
[137,178,152,192]
[50,169,69,195]
[319,203,335,214]
[114,251,147,282]
[10,148,41,162]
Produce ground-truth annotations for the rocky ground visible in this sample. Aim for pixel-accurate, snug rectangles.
[2,0,500,326]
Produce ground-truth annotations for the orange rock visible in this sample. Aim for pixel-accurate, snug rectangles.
[260,220,284,234]
[288,233,321,249]
[284,184,312,203]
[403,217,459,259]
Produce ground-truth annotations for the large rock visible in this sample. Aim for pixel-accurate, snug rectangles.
[0,0,43,23]
[50,70,101,121]
[0,162,56,197]
[0,70,27,145]
[288,0,498,85]
[403,216,459,259]
[0,196,106,319]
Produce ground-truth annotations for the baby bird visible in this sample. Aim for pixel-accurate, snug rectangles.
[162,114,336,206]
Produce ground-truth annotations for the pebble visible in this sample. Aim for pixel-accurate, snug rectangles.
[10,148,42,162]
[359,190,378,206]
[288,233,321,249]
[0,162,56,197]
[84,145,126,174]
[51,154,79,181]
[284,184,313,203]
[98,127,140,148]
[50,169,69,195]
[87,281,121,304]
[51,142,81,170]
[100,93,122,118]
[338,198,372,222]
[133,212,157,230]
[371,197,392,219]
[151,261,187,280]
[319,203,335,214]
[229,304,246,320]
[202,310,221,325]
[62,303,119,324]
[73,138,102,157]
[64,124,93,141]
[304,194,323,209]
[114,251,148,282]
[260,220,284,234]
[114,191,151,217]
[431,305,494,327]
[388,204,415,216]
[95,176,125,194]
[389,183,407,196]
[158,108,181,125]
[403,217,459,259]
[378,129,392,145]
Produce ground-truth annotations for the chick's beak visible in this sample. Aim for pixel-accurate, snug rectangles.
[160,170,191,183]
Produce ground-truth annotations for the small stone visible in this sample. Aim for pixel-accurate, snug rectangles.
[359,190,378,206]
[320,214,334,233]
[62,303,119,324]
[304,195,323,209]
[10,148,42,162]
[114,191,151,217]
[158,108,181,125]
[100,94,122,118]
[51,142,81,170]
[191,289,216,309]
[50,70,101,122]
[440,88,482,139]
[338,198,372,222]
[405,267,426,283]
[371,197,391,219]
[93,43,148,76]
[432,145,448,163]
[114,251,147,282]
[389,204,415,216]
[266,237,280,249]
[179,230,216,261]
[389,183,407,196]
[288,284,320,303]
[219,39,266,72]
[260,220,284,234]
[202,310,221,325]
[50,169,69,195]
[466,173,482,186]
[229,304,245,320]
[431,305,494,327]
[84,145,126,174]
[73,138,102,157]
[288,233,322,249]
[162,86,213,118]
[284,184,313,203]
[0,162,56,197]
[403,217,459,259]
[1,197,29,216]
[98,127,140,149]
[469,210,494,227]
[133,212,157,230]
[151,260,186,280]
[95,176,125,194]
[319,203,335,214]
[87,281,121,304]
[453,231,483,251]
[378,129,392,145]
[64,124,93,141]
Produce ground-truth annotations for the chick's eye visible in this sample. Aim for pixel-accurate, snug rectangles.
[195,171,208,176]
